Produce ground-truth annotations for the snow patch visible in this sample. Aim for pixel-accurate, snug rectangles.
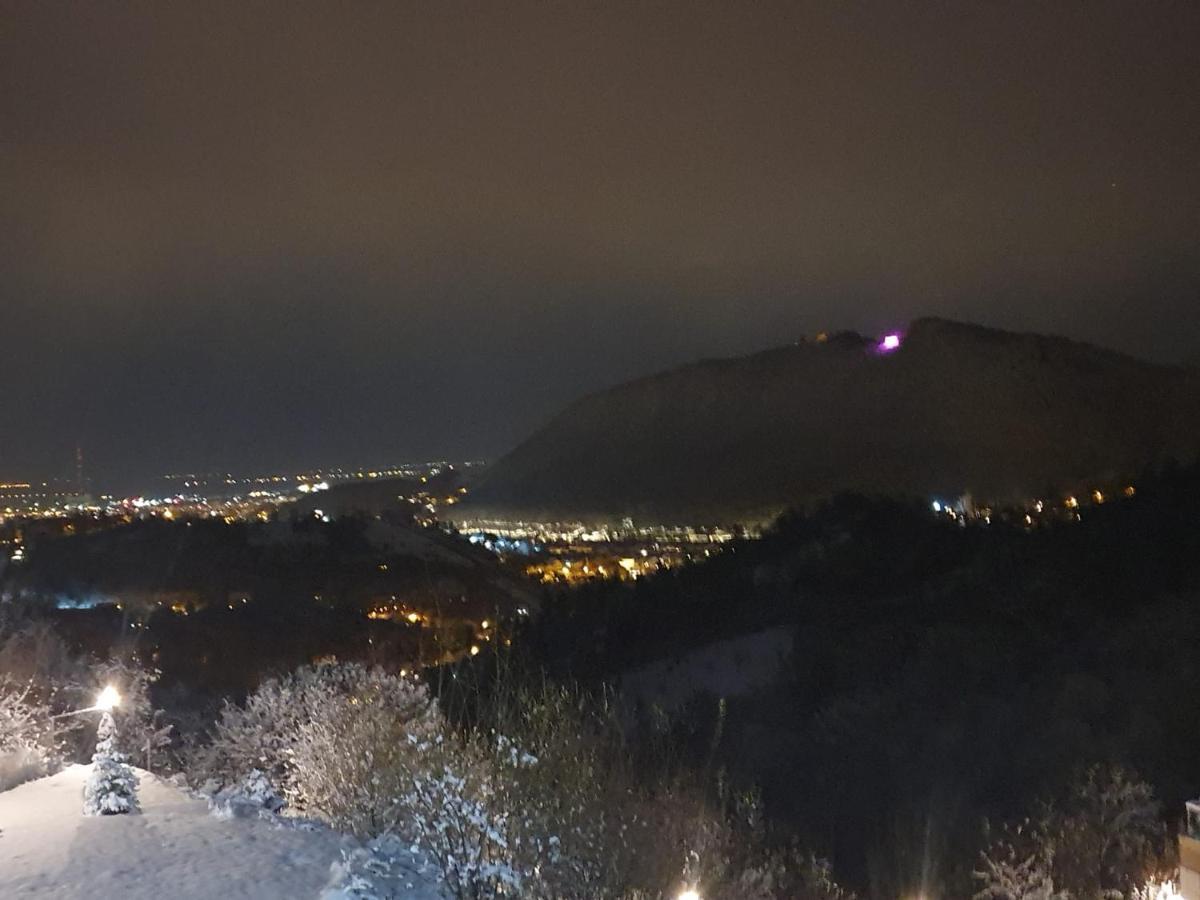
[0,764,386,898]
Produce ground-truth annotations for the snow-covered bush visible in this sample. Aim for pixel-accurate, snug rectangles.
[289,669,520,897]
[1052,764,1164,899]
[194,663,439,812]
[208,767,287,819]
[403,751,522,899]
[974,820,1068,900]
[975,765,1167,900]
[0,618,83,788]
[290,671,441,835]
[403,681,855,900]
[600,782,855,900]
[202,666,607,898]
[0,680,56,757]
[1,681,54,789]
[439,684,855,900]
[715,793,856,900]
[322,831,445,900]
[1132,880,1183,900]
[479,687,619,898]
[83,710,140,815]
[194,663,854,900]
[725,850,856,900]
[0,676,75,790]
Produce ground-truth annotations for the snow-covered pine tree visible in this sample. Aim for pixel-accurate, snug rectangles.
[83,710,140,816]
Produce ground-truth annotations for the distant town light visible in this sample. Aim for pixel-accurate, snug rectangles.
[880,333,902,352]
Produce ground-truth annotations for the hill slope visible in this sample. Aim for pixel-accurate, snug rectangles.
[459,319,1200,523]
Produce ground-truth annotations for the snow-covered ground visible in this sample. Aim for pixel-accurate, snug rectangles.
[0,764,406,898]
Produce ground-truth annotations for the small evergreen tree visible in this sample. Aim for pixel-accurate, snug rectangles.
[83,711,140,816]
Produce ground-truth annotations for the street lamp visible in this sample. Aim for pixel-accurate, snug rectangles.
[49,685,121,720]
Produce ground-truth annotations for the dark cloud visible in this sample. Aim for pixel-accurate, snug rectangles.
[2,2,1198,486]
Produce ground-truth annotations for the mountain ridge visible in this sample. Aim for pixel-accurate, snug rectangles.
[455,318,1200,524]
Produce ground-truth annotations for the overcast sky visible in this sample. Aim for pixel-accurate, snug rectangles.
[2,2,1198,488]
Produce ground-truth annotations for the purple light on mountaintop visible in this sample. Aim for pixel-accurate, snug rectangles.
[879,333,901,352]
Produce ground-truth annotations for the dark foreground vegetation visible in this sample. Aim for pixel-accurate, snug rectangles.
[520,459,1200,895]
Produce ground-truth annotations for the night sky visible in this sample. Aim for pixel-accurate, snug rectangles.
[3,2,1198,489]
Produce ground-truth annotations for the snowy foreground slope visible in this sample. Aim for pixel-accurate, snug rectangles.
[0,765,444,899]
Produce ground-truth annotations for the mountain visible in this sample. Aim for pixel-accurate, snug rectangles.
[455,318,1200,524]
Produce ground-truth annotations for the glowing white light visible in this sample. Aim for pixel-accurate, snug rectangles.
[880,333,901,351]
[678,891,701,900]
[95,685,120,712]
[931,501,942,512]
[1133,880,1182,900]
